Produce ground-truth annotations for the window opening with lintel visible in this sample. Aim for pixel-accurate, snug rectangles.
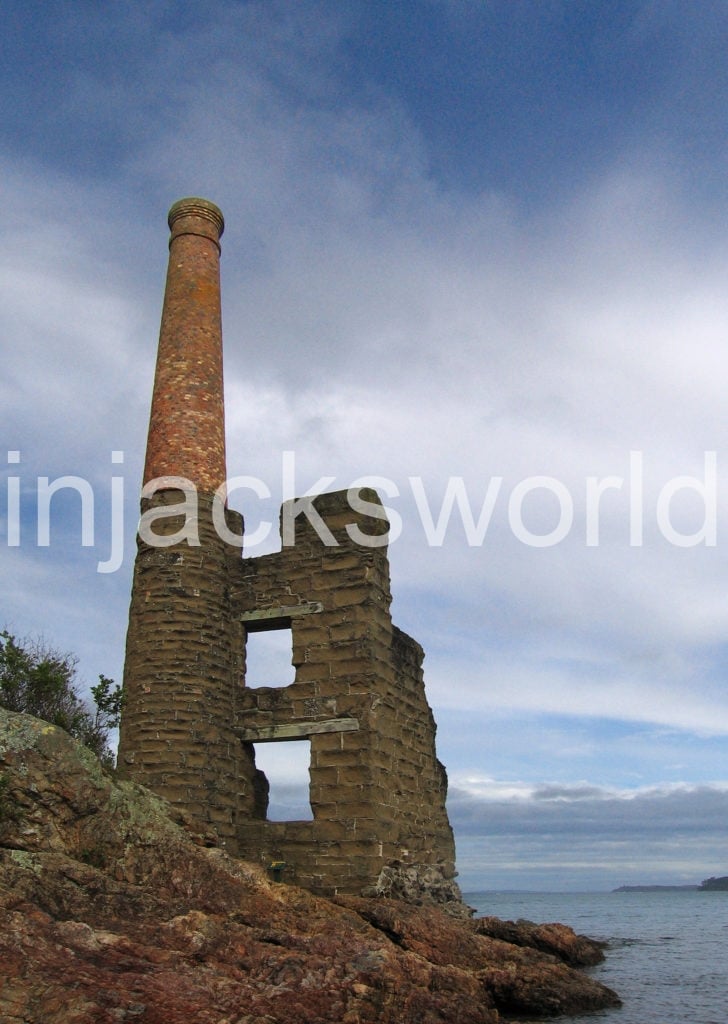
[244,627,295,688]
[253,740,314,821]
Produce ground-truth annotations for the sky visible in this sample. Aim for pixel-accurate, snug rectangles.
[2,0,728,892]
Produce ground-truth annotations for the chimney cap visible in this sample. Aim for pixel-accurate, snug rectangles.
[168,197,224,237]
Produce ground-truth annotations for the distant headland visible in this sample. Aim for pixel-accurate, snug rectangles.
[697,876,728,891]
[613,875,728,893]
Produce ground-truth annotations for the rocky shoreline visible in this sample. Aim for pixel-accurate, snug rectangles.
[0,708,620,1022]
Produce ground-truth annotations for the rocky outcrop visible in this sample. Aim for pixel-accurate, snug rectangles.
[474,916,607,967]
[0,709,621,1023]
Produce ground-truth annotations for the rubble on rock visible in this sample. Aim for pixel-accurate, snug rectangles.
[0,709,621,1023]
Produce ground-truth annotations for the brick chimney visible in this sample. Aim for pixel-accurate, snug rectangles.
[117,199,252,849]
[143,197,227,493]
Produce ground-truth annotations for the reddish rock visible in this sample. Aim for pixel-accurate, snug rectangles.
[475,915,607,967]
[0,709,620,1022]
[338,898,620,1017]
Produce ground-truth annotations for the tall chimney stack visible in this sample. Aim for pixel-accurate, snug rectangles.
[117,199,249,848]
[143,198,227,492]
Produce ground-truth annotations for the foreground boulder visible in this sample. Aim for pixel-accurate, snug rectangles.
[0,709,620,1022]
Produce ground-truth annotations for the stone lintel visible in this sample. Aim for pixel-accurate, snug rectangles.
[239,717,359,742]
[241,603,323,632]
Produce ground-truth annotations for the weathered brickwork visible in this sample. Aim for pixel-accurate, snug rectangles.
[143,198,227,493]
[119,198,460,905]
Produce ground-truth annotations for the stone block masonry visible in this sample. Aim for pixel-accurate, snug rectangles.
[235,490,458,899]
[118,198,461,907]
[118,492,256,848]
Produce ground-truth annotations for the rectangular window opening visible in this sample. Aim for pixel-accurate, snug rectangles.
[244,627,295,688]
[253,740,313,822]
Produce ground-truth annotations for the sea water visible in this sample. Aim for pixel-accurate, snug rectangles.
[465,889,728,1024]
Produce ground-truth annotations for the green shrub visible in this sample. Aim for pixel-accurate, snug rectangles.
[0,630,122,768]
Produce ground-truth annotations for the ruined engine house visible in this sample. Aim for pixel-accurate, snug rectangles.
[117,198,459,901]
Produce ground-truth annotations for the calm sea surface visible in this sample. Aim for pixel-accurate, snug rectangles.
[465,890,728,1024]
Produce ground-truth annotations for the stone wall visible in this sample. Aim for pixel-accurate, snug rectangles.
[232,489,458,899]
[118,492,259,850]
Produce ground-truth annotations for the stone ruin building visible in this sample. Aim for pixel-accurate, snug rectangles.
[117,198,460,905]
